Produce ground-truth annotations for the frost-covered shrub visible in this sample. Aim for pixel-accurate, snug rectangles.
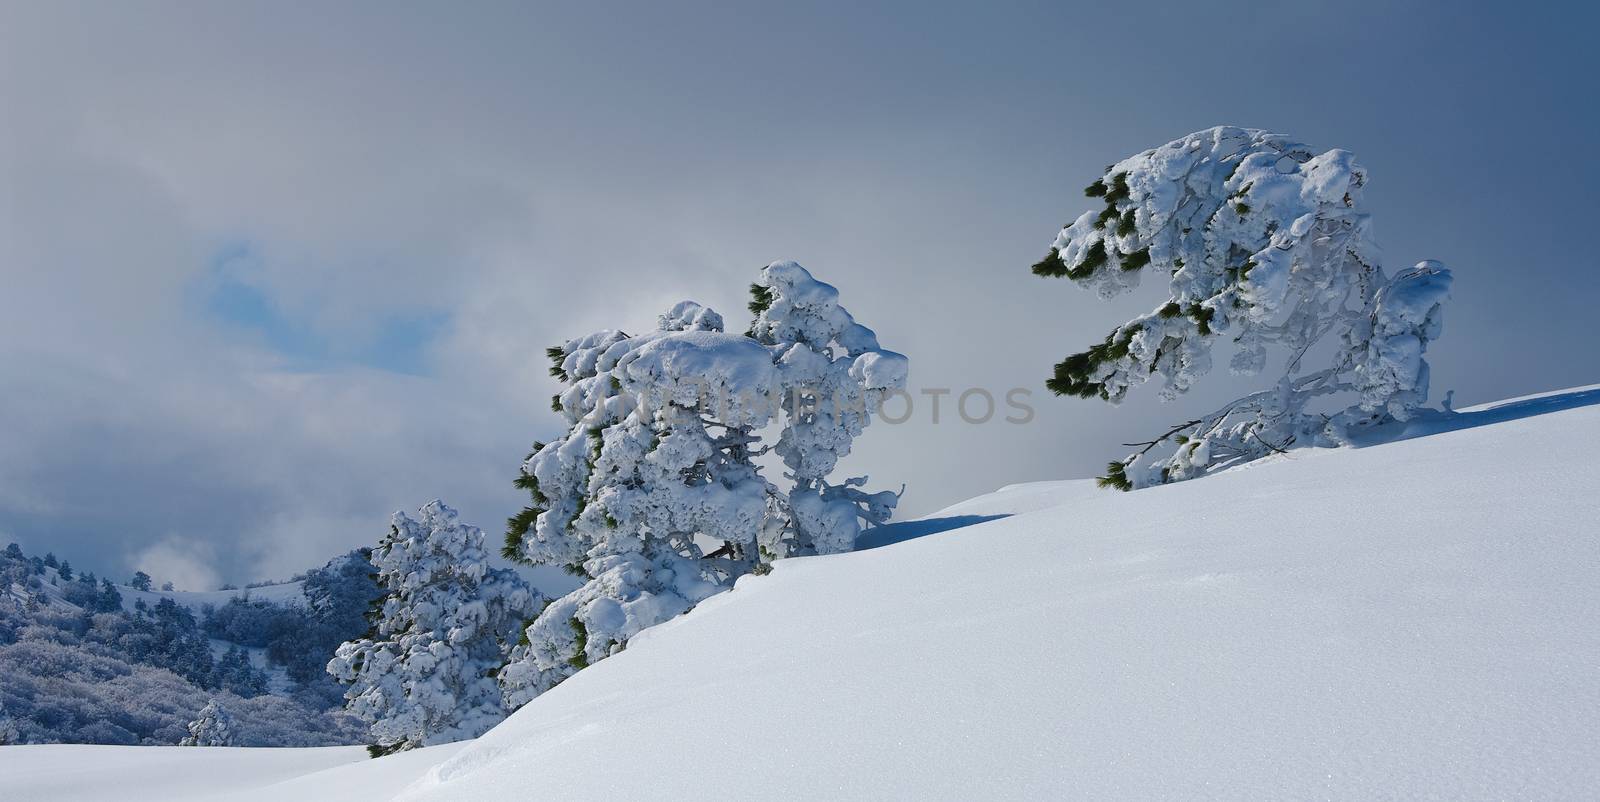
[499,261,907,708]
[179,700,236,746]
[1031,126,1453,488]
[328,501,536,753]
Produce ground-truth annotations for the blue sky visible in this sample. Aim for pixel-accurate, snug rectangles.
[204,243,448,375]
[2,0,1597,587]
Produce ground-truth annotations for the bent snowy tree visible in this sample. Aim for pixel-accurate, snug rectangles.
[497,261,908,708]
[1032,127,1453,489]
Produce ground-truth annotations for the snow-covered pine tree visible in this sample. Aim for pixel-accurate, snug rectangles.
[327,501,537,754]
[178,700,236,746]
[130,571,152,591]
[1030,126,1453,489]
[499,262,907,708]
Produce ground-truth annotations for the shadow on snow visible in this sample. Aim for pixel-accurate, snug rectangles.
[855,514,1011,551]
[1365,385,1600,446]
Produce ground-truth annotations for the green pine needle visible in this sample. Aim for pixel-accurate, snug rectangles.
[1031,249,1071,278]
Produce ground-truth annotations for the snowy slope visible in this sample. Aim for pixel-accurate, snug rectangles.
[4,387,1597,800]
[123,581,310,693]
[119,581,308,615]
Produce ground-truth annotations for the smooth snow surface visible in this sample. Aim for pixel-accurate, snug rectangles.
[0,742,468,802]
[4,387,1596,800]
[0,744,364,801]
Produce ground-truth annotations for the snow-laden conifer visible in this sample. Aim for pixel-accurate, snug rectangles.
[1031,127,1453,488]
[328,501,536,752]
[499,262,906,708]
[178,700,236,746]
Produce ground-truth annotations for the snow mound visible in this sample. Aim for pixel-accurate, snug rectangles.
[5,386,1597,800]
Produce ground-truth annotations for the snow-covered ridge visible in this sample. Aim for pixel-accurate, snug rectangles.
[118,581,308,615]
[3,569,305,618]
[4,386,1597,800]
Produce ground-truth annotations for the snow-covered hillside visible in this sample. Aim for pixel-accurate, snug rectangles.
[118,581,308,615]
[3,571,304,617]
[4,387,1597,800]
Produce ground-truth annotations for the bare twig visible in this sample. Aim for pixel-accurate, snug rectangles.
[1122,419,1202,454]
[1251,431,1294,454]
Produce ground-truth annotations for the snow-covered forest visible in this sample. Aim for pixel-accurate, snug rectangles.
[0,543,377,746]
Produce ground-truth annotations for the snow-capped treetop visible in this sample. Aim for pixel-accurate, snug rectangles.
[367,502,525,618]
[750,260,885,356]
[1035,126,1385,402]
[617,330,780,428]
[750,260,909,554]
[658,300,724,333]
[1031,126,1453,489]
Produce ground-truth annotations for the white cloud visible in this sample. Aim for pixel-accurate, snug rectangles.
[129,536,222,593]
